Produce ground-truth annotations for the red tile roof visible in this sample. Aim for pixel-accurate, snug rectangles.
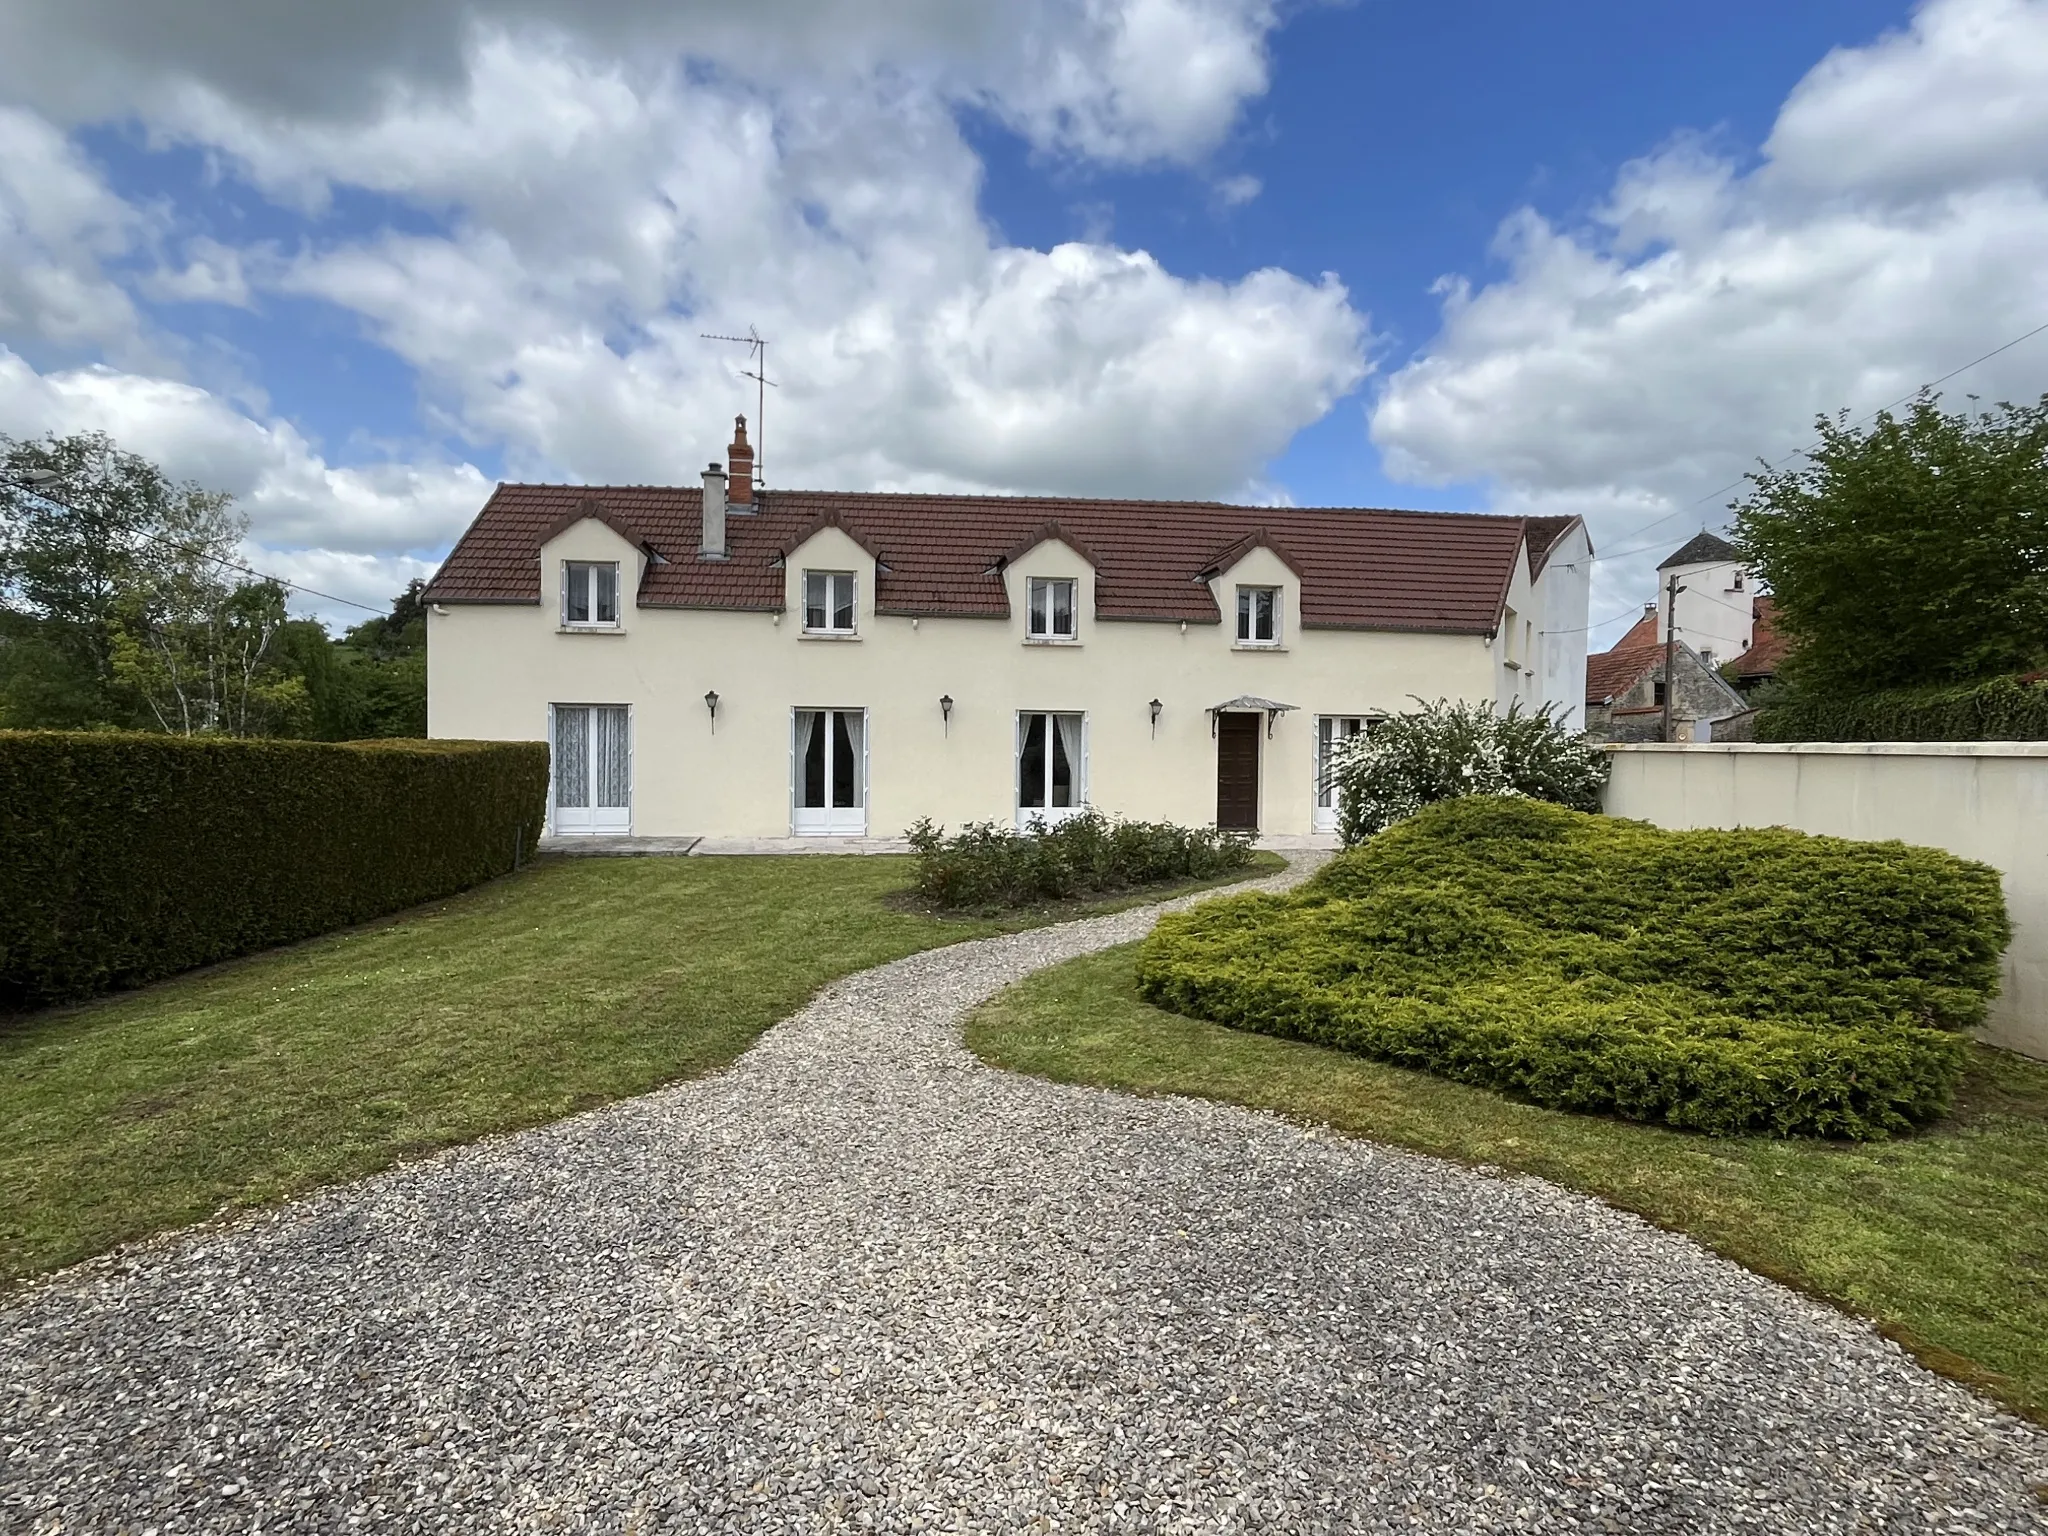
[426,485,1545,634]
[1586,643,1659,705]
[1730,595,1787,680]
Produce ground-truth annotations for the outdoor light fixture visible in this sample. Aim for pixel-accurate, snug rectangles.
[704,689,720,730]
[1148,698,1162,738]
[939,694,953,734]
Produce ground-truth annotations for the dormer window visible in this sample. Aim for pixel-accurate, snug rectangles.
[562,561,620,627]
[1027,577,1077,640]
[1237,585,1280,646]
[804,569,857,634]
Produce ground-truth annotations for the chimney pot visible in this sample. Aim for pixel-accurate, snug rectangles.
[728,414,755,509]
[700,462,728,558]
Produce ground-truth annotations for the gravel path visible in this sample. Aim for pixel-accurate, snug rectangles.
[4,857,2045,1534]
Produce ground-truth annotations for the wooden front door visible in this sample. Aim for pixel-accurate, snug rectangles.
[1216,712,1260,831]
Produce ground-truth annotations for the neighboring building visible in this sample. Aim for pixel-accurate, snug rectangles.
[1729,594,1787,696]
[1584,602,1749,743]
[424,418,1592,839]
[1655,531,1756,672]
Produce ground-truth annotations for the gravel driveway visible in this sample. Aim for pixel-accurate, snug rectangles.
[4,858,2045,1534]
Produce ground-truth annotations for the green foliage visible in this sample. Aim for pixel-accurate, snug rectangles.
[1137,797,2011,1139]
[0,732,548,1007]
[1,432,428,739]
[906,809,1252,910]
[1757,673,2048,743]
[1733,393,2048,694]
[1329,697,1608,845]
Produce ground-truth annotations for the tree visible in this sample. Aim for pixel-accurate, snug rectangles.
[1732,394,2048,693]
[110,574,309,738]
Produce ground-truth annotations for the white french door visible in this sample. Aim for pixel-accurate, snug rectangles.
[1314,715,1368,834]
[552,704,631,834]
[1016,711,1087,829]
[793,708,868,835]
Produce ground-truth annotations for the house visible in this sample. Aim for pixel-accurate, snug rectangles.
[1729,595,1787,696]
[1655,531,1757,672]
[423,417,1592,839]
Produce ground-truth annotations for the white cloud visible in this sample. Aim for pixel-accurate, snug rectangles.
[229,35,1368,499]
[1370,0,2048,638]
[0,107,147,353]
[0,347,490,622]
[0,0,1282,168]
[0,0,1366,615]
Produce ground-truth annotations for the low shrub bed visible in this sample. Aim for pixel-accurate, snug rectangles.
[906,810,1253,911]
[0,732,548,1007]
[1136,797,2010,1138]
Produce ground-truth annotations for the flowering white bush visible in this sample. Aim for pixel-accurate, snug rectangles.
[1329,698,1608,845]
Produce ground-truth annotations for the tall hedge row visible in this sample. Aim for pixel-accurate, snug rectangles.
[0,732,549,1007]
[1756,674,2048,742]
[1138,796,2011,1139]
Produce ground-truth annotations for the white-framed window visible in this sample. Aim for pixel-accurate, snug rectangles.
[1237,585,1280,646]
[562,561,620,627]
[1315,715,1377,833]
[1016,711,1087,827]
[793,708,867,835]
[1027,577,1077,640]
[804,570,857,634]
[1732,570,1746,592]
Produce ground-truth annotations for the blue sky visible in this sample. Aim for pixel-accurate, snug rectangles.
[3,0,2046,639]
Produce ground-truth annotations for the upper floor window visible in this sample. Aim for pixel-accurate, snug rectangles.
[1732,570,1746,592]
[563,561,620,627]
[804,570,857,634]
[1027,577,1077,640]
[1237,585,1280,646]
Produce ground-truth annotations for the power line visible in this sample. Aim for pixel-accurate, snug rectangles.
[1589,316,2048,567]
[1,474,386,616]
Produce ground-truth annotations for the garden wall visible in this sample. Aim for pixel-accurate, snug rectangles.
[1603,742,2048,1059]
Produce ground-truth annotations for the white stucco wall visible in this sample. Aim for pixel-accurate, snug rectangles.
[1660,556,1754,670]
[1603,742,2048,1060]
[429,514,1588,841]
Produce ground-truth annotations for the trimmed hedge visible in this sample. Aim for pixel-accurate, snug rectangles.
[1757,674,2048,742]
[1137,797,2010,1138]
[0,732,548,1007]
[906,810,1252,911]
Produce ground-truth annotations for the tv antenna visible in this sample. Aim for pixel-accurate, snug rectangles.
[700,327,777,485]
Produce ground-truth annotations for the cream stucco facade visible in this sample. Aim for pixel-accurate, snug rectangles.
[428,510,1589,839]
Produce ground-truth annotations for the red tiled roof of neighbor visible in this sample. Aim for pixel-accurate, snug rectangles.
[1586,643,1660,705]
[1522,514,1582,577]
[426,485,1553,634]
[1731,595,1787,680]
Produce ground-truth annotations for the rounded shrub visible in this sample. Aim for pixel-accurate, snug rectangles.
[1136,797,2009,1139]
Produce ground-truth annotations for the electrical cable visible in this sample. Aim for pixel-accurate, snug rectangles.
[1588,317,2048,566]
[2,476,386,616]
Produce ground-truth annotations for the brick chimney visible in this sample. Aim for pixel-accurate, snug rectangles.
[727,415,754,509]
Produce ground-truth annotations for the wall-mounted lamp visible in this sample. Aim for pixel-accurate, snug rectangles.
[704,689,720,731]
[939,694,953,735]
[1148,697,1162,738]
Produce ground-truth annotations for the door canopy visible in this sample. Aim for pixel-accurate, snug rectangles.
[1207,695,1298,738]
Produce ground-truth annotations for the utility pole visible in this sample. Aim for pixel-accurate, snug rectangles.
[1661,571,1684,744]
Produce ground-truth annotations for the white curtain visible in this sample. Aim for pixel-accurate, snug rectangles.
[554,707,589,807]
[795,710,820,807]
[594,707,630,808]
[841,710,866,808]
[1054,713,1084,807]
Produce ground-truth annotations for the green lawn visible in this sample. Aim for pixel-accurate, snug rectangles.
[0,851,1276,1288]
[966,943,2048,1423]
